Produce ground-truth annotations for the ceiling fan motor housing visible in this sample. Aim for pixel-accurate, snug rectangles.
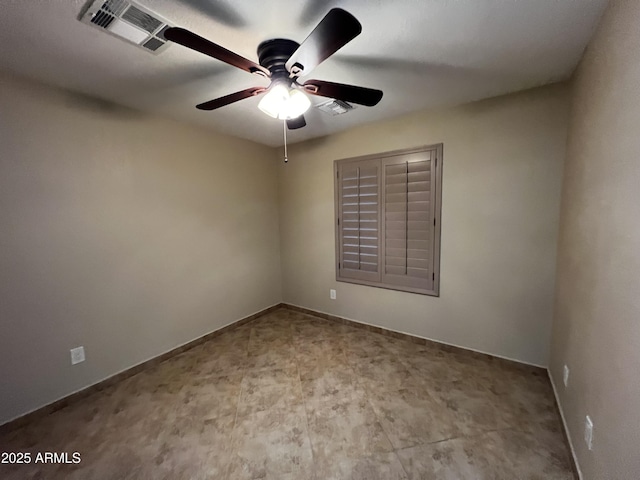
[257,39,300,82]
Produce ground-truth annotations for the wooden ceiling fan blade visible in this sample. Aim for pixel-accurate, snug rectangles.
[285,8,362,77]
[164,27,270,77]
[196,87,267,110]
[303,80,383,106]
[286,115,306,130]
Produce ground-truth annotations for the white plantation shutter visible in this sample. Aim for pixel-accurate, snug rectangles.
[337,160,381,282]
[335,144,442,296]
[382,151,435,291]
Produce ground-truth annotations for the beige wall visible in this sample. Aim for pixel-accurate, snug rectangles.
[550,1,640,478]
[277,84,569,367]
[0,72,281,425]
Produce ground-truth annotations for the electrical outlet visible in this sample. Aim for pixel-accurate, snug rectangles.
[330,289,337,300]
[70,346,85,365]
[563,365,570,387]
[584,415,594,450]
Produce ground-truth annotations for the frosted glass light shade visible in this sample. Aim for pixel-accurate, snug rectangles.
[258,85,311,119]
[258,84,288,118]
[286,90,311,119]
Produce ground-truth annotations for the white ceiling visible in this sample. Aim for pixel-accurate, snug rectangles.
[0,0,608,147]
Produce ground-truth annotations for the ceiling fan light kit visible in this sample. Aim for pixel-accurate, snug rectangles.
[163,7,383,135]
[258,83,311,120]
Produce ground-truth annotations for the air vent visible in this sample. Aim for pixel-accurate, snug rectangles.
[80,0,173,54]
[316,99,355,116]
[142,37,164,52]
[122,6,162,33]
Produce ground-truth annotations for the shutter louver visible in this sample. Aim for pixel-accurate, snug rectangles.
[338,161,381,282]
[382,152,435,290]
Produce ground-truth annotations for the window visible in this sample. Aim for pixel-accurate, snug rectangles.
[334,145,443,296]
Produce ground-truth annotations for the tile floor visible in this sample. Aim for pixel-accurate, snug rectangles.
[0,309,574,479]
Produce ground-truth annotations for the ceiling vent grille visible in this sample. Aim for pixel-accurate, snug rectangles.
[80,0,173,54]
[316,99,355,116]
[122,6,162,33]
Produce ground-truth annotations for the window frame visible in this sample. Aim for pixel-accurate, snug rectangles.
[334,144,443,296]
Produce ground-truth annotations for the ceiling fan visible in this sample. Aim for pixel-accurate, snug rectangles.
[164,8,383,130]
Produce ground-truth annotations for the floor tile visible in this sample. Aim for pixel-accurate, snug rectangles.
[367,385,462,449]
[0,309,574,480]
[227,405,314,480]
[237,367,303,417]
[299,361,362,406]
[396,429,574,480]
[314,451,409,480]
[306,395,394,461]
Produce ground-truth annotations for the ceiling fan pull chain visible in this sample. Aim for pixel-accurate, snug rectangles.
[283,119,288,164]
